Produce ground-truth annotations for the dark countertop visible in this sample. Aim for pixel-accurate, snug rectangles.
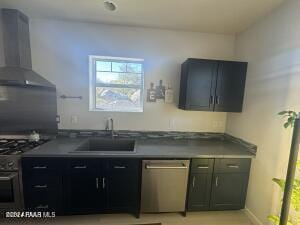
[22,137,256,159]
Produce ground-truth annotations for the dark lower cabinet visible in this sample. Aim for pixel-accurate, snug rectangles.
[210,173,249,210]
[22,158,63,215]
[65,175,101,213]
[64,158,141,216]
[188,173,212,211]
[106,159,141,214]
[22,157,141,216]
[64,159,106,214]
[187,158,251,212]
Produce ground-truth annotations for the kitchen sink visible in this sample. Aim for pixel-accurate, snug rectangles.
[73,139,136,153]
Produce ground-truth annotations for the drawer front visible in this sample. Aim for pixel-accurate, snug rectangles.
[22,157,61,173]
[25,193,61,212]
[108,159,139,171]
[24,176,60,191]
[67,159,100,174]
[214,158,251,173]
[191,159,214,173]
[24,179,63,214]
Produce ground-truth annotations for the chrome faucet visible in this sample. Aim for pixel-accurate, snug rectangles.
[105,118,117,138]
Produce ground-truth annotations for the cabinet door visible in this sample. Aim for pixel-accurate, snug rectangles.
[106,159,140,212]
[183,59,218,111]
[64,160,106,214]
[214,61,247,112]
[210,173,249,210]
[188,173,212,211]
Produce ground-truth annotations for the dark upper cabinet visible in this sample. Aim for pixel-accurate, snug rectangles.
[179,59,218,111]
[179,58,247,112]
[214,61,247,112]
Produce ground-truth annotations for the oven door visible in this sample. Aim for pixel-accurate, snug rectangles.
[0,172,22,210]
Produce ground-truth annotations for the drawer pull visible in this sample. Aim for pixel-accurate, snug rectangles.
[197,165,209,169]
[227,164,239,169]
[34,185,48,189]
[215,176,219,187]
[73,166,87,169]
[113,166,126,169]
[33,166,47,169]
[192,176,196,188]
[102,177,106,189]
[96,178,99,189]
[35,205,49,209]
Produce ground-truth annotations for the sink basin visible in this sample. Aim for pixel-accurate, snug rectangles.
[74,139,136,153]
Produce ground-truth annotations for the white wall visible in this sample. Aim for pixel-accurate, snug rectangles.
[226,0,300,224]
[29,19,235,132]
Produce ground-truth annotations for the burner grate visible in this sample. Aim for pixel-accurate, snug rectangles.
[0,139,49,155]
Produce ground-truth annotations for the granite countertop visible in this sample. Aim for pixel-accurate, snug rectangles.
[22,137,256,159]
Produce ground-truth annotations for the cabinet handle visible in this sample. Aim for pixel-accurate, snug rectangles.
[227,164,239,169]
[215,176,219,187]
[34,185,47,189]
[33,166,47,169]
[102,177,106,189]
[73,166,87,169]
[96,178,99,189]
[35,205,49,210]
[192,176,196,188]
[216,96,220,105]
[209,96,215,105]
[113,166,126,169]
[197,165,209,169]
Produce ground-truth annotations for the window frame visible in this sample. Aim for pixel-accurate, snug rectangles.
[89,55,144,112]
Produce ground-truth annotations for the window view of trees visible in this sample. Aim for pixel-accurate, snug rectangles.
[93,59,143,112]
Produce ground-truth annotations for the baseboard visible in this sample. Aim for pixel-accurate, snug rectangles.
[243,207,265,225]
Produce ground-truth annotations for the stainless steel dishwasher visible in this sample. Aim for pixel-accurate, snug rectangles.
[140,160,190,213]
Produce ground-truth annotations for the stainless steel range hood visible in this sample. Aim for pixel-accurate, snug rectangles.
[0,8,55,89]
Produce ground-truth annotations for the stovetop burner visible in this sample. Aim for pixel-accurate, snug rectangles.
[0,139,49,155]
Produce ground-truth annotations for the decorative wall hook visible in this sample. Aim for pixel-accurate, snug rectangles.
[60,95,83,100]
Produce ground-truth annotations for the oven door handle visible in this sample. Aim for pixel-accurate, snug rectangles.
[0,173,17,181]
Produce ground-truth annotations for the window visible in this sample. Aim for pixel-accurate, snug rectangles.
[89,56,144,112]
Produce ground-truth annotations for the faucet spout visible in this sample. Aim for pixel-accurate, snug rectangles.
[106,118,117,139]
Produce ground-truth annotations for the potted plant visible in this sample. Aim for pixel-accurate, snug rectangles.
[268,111,300,225]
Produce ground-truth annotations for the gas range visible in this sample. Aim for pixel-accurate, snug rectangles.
[0,138,49,171]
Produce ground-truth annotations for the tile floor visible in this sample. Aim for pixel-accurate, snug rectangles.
[0,211,254,225]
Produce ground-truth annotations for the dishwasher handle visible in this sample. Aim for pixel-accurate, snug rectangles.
[145,163,188,169]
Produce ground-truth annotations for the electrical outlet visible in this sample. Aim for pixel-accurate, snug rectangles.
[169,119,175,129]
[71,116,78,124]
[212,121,224,129]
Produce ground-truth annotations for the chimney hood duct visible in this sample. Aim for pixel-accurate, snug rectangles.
[0,8,55,89]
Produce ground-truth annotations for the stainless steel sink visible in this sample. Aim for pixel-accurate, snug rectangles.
[72,139,136,153]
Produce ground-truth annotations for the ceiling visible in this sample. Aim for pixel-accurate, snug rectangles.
[0,0,284,34]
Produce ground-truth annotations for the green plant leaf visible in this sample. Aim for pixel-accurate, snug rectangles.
[279,111,288,115]
[268,215,279,225]
[272,178,300,211]
[267,215,294,225]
